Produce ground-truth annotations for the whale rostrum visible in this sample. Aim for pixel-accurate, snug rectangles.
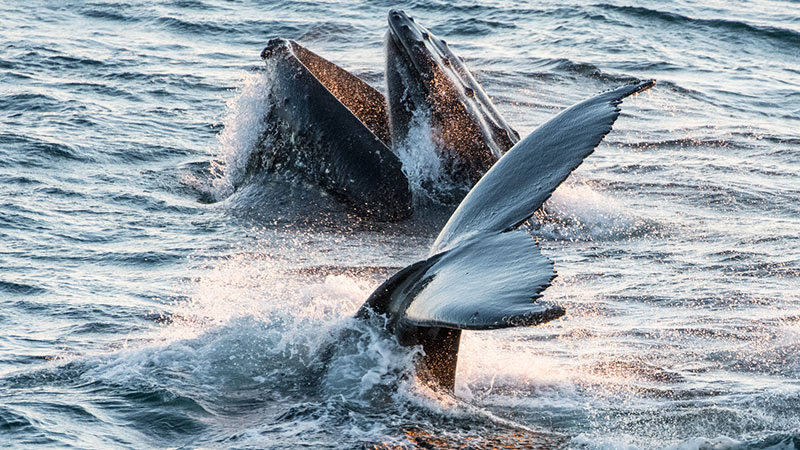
[386,9,519,187]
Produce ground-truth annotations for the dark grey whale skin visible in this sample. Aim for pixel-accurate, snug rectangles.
[357,80,655,391]
[259,38,411,221]
[385,9,520,187]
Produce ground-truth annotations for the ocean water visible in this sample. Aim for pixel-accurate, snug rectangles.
[1,0,799,448]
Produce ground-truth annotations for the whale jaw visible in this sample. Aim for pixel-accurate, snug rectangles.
[259,38,412,221]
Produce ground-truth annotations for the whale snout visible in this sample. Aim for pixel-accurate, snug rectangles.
[261,38,290,60]
[388,9,407,21]
[387,9,419,37]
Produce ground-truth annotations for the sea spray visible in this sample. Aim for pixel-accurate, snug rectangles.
[533,181,660,241]
[210,70,274,200]
[391,106,451,202]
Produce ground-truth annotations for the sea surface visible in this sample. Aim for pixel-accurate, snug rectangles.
[1,0,799,448]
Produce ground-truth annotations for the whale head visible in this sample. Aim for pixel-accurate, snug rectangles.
[385,9,519,186]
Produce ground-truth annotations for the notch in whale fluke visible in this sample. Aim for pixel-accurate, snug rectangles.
[356,79,655,390]
[259,38,412,221]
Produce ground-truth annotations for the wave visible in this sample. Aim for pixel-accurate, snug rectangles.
[167,0,218,10]
[0,93,72,113]
[573,433,800,450]
[608,137,740,151]
[437,17,518,36]
[153,16,301,38]
[46,53,112,69]
[76,5,300,38]
[0,405,43,445]
[0,281,47,296]
[154,16,235,36]
[0,134,89,166]
[596,4,800,48]
[528,57,640,84]
[297,22,371,43]
[77,7,143,23]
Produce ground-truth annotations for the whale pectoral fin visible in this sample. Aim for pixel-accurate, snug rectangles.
[403,230,563,331]
[432,80,655,252]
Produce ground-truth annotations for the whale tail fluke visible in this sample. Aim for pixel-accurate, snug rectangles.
[356,79,655,390]
[356,229,563,390]
[358,229,562,331]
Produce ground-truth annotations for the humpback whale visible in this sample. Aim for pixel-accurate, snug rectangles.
[253,11,521,219]
[252,9,656,392]
[258,38,411,221]
[355,80,655,390]
[385,9,519,187]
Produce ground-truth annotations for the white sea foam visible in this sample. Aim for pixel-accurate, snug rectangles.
[570,433,643,450]
[75,237,431,420]
[79,243,370,387]
[665,436,743,450]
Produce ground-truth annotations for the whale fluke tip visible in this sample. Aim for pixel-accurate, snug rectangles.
[637,78,656,91]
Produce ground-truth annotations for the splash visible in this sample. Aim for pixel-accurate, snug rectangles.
[71,235,372,389]
[456,330,571,400]
[75,234,433,412]
[208,70,274,200]
[534,181,657,241]
[391,106,453,203]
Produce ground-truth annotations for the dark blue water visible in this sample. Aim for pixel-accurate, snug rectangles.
[1,1,798,448]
